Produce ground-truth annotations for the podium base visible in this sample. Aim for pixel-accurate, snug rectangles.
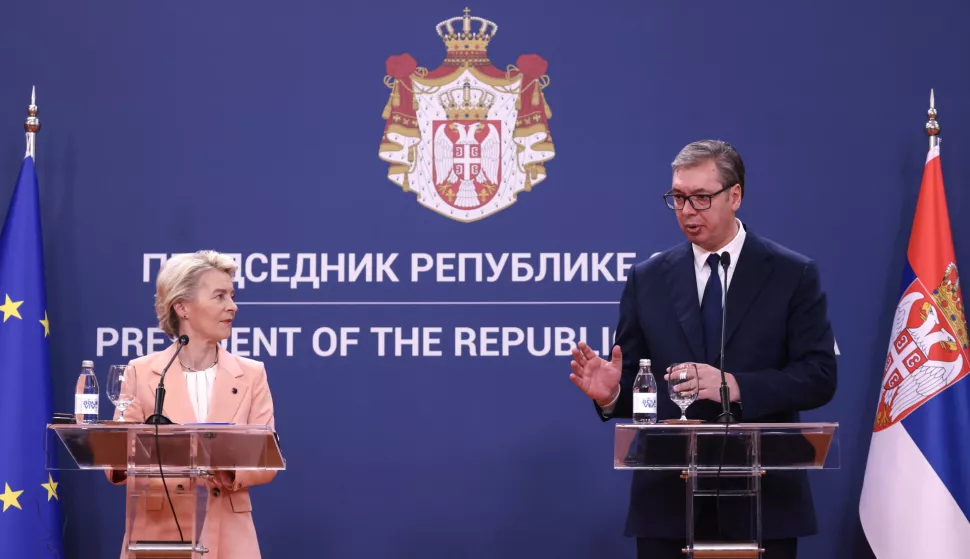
[684,541,763,558]
[144,414,174,425]
[128,541,206,558]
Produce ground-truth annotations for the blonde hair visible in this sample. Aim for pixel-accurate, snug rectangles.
[155,250,238,338]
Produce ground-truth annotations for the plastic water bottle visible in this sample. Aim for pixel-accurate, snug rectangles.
[75,360,99,424]
[632,358,658,424]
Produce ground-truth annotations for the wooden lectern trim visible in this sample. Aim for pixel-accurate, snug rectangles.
[684,542,764,558]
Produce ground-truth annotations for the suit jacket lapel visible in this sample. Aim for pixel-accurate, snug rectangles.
[149,345,195,424]
[724,232,773,347]
[662,243,705,361]
[206,345,247,423]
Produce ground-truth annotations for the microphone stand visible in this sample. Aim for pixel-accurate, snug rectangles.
[712,251,734,543]
[143,335,189,542]
[144,335,188,425]
[715,253,736,424]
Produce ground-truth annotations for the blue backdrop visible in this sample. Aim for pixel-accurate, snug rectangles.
[1,1,969,557]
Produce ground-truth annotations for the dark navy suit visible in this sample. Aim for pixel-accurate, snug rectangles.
[598,228,837,551]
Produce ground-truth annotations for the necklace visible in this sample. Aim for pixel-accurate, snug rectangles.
[179,353,218,372]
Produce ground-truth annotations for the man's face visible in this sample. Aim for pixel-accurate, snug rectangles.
[670,159,742,251]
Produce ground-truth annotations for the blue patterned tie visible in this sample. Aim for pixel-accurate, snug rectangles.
[701,253,722,364]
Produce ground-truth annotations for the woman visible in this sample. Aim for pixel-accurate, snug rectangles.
[108,250,277,559]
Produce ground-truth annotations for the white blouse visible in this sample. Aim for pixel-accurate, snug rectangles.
[184,365,217,423]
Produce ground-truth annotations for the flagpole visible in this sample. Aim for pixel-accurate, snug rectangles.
[926,88,939,150]
[24,86,39,159]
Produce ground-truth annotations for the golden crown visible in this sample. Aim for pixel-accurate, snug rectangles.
[933,263,968,348]
[439,80,495,120]
[437,8,497,54]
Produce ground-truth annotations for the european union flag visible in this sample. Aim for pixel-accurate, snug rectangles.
[0,153,64,556]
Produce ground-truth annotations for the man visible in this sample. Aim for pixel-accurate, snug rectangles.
[570,140,837,559]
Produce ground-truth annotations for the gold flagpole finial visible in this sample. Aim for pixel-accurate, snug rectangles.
[926,88,940,149]
[24,86,40,159]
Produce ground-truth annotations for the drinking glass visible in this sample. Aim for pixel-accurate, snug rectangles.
[668,363,698,421]
[106,365,136,421]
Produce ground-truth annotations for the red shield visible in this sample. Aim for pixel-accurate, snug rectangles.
[431,120,502,210]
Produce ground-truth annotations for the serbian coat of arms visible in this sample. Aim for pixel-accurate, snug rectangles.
[875,262,970,430]
[379,8,555,222]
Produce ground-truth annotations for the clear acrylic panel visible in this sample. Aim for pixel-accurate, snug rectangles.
[613,422,839,471]
[46,423,284,473]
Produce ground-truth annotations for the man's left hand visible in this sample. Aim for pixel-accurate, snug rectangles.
[665,363,741,404]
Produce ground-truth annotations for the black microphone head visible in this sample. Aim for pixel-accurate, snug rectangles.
[178,335,189,346]
[720,252,731,269]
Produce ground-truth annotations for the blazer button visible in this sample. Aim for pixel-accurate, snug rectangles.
[212,488,221,498]
[176,484,184,491]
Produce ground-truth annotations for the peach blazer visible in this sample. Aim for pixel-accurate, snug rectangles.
[107,344,277,559]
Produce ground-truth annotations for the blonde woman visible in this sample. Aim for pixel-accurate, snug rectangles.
[108,250,277,559]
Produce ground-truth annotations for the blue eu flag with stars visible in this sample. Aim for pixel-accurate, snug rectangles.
[0,154,65,556]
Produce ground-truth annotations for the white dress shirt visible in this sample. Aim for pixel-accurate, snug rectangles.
[691,218,746,304]
[599,219,748,414]
[184,365,217,423]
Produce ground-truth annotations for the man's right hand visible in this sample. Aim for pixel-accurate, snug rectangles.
[569,341,623,406]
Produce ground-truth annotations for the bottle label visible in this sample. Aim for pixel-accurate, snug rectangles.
[634,392,657,414]
[75,394,99,415]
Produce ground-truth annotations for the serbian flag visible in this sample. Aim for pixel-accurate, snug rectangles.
[860,141,970,557]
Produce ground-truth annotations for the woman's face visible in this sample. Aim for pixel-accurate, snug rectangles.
[175,270,237,343]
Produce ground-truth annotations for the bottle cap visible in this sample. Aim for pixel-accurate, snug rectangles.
[81,360,94,368]
[639,359,651,367]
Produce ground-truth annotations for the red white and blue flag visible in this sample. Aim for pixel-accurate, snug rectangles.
[860,141,970,557]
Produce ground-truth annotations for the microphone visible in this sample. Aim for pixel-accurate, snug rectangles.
[144,335,189,425]
[715,252,736,424]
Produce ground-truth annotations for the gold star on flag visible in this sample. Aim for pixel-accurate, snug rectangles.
[40,310,49,337]
[41,473,58,501]
[0,294,23,322]
[0,483,23,512]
